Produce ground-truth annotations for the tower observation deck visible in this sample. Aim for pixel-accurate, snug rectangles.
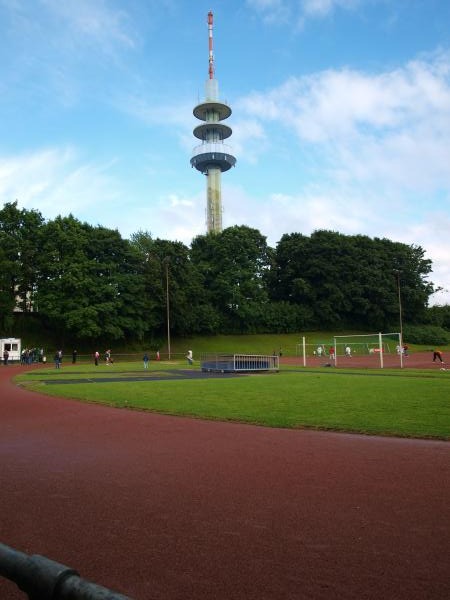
[191,11,236,234]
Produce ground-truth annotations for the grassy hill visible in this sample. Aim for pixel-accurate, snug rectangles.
[148,332,448,358]
[8,315,449,359]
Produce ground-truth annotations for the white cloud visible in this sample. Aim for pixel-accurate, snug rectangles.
[231,119,268,164]
[301,0,361,18]
[115,190,206,244]
[0,147,122,221]
[246,0,290,23]
[246,0,363,24]
[0,0,143,109]
[237,52,450,192]
[1,0,138,56]
[0,147,204,244]
[386,213,450,306]
[41,0,138,52]
[223,183,450,304]
[239,54,450,140]
[229,50,450,302]
[225,182,384,245]
[116,94,193,129]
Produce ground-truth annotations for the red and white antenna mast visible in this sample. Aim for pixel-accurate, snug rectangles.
[192,11,236,234]
[208,10,214,79]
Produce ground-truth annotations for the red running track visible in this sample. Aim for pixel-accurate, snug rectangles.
[0,364,449,599]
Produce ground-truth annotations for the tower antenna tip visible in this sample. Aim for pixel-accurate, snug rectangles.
[207,11,214,79]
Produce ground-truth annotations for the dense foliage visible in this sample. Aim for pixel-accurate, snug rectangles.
[402,325,450,345]
[268,231,434,330]
[0,201,443,344]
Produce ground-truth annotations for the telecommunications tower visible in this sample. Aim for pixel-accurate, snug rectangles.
[191,11,236,234]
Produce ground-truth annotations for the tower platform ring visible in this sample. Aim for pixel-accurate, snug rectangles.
[193,101,232,121]
[190,152,236,173]
[193,122,232,141]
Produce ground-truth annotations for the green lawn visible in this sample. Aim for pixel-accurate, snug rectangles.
[130,332,450,357]
[16,362,450,440]
[31,332,449,363]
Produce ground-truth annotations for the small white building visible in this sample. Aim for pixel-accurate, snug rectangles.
[1,338,21,362]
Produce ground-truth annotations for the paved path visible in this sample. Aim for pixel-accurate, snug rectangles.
[1,365,449,599]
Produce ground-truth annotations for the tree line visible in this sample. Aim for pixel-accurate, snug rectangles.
[1,201,447,346]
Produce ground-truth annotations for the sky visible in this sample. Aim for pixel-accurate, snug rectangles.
[1,0,450,305]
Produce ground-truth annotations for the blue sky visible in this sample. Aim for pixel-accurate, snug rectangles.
[1,0,450,304]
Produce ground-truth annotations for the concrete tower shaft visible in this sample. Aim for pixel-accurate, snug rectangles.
[206,167,222,232]
[190,11,236,234]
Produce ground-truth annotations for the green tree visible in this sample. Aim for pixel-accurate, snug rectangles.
[36,216,146,343]
[426,304,450,329]
[0,201,44,317]
[191,226,272,333]
[130,232,213,338]
[129,231,166,339]
[0,241,16,332]
[269,230,435,330]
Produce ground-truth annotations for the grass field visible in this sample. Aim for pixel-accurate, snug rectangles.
[16,361,450,440]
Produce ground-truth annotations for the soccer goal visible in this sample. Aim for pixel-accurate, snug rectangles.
[333,332,403,368]
[297,333,403,368]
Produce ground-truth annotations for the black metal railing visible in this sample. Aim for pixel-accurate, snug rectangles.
[0,543,133,599]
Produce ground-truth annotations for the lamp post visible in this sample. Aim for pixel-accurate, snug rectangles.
[393,269,404,368]
[394,270,403,346]
[163,257,171,361]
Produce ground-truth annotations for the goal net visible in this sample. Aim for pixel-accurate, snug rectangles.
[333,332,402,368]
[297,332,403,369]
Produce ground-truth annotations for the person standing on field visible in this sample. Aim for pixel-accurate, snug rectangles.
[94,351,100,366]
[143,353,149,369]
[432,349,444,363]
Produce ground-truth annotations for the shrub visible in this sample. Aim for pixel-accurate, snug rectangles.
[403,324,450,345]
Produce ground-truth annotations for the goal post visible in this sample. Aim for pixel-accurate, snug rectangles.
[333,332,403,368]
[296,339,333,365]
[296,332,403,368]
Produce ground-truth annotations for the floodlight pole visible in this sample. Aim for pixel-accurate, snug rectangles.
[397,273,404,349]
[394,269,404,368]
[379,332,384,369]
[164,257,171,361]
